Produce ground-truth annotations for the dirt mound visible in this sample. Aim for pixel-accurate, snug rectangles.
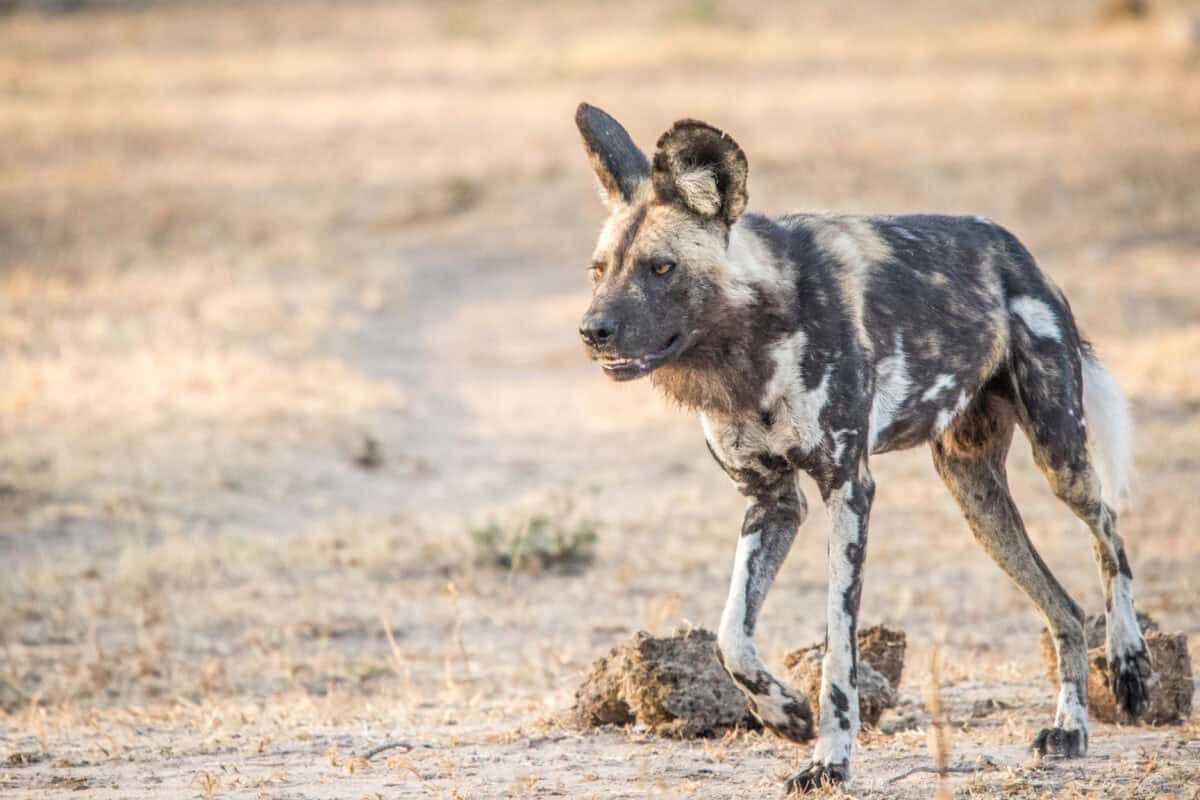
[783,625,906,727]
[572,628,753,737]
[1039,613,1193,724]
[857,624,908,687]
[783,648,898,727]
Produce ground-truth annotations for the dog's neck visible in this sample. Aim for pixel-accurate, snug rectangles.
[650,215,818,420]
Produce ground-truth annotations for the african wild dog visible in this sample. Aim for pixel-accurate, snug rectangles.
[573,103,1151,793]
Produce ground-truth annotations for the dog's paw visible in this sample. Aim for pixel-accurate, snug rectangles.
[755,702,814,744]
[783,762,848,795]
[743,688,814,744]
[1031,726,1087,758]
[1108,645,1152,722]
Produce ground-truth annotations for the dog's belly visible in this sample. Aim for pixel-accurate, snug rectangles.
[867,355,994,455]
[869,402,958,454]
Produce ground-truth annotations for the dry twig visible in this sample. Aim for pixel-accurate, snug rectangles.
[360,741,415,761]
[888,764,980,783]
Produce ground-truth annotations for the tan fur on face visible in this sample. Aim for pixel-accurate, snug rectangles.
[633,203,726,277]
[590,203,795,417]
[591,201,649,270]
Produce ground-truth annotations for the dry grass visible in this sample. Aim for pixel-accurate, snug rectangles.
[926,638,953,800]
[1,0,1199,797]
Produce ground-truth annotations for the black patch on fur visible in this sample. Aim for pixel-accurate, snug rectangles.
[730,669,771,696]
[828,683,852,730]
[785,762,848,793]
[828,684,849,713]
[1032,726,1087,758]
[1109,644,1152,721]
[1116,547,1133,579]
[755,451,790,473]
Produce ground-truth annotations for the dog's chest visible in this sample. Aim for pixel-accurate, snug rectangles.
[700,328,871,485]
[701,368,841,483]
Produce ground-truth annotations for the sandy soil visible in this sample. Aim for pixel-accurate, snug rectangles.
[1,1,1198,797]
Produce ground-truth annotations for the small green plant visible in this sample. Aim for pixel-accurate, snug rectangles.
[666,0,720,27]
[470,508,598,574]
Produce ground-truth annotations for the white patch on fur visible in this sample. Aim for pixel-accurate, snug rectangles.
[812,722,853,766]
[783,371,832,454]
[868,335,911,451]
[1081,352,1133,509]
[751,330,834,457]
[935,389,971,434]
[1009,295,1062,341]
[763,329,807,394]
[717,530,760,672]
[921,373,956,402]
[725,220,790,306]
[674,167,721,217]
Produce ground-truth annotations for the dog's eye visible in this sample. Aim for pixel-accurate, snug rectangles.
[653,261,675,276]
[589,263,606,281]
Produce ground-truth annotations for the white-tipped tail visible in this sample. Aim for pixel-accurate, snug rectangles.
[1081,350,1134,509]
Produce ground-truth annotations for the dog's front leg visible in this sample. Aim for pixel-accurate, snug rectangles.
[716,481,814,743]
[786,471,874,794]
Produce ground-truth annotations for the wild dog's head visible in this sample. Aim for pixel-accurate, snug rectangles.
[575,103,748,381]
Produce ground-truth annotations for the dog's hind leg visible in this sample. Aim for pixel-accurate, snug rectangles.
[716,477,815,744]
[932,391,1090,757]
[1010,333,1151,721]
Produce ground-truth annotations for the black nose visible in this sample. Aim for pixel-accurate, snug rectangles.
[579,313,616,346]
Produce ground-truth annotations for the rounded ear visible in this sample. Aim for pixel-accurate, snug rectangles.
[575,102,651,209]
[651,119,748,225]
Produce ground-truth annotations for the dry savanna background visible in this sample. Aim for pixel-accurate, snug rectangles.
[2,0,1199,797]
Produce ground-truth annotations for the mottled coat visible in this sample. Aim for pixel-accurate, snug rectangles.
[574,103,1150,794]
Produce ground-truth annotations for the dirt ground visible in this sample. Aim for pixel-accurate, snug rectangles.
[2,1,1199,797]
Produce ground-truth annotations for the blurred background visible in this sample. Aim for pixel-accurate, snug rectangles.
[1,1,1197,796]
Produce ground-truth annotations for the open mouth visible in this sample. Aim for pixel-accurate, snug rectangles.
[596,333,686,381]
